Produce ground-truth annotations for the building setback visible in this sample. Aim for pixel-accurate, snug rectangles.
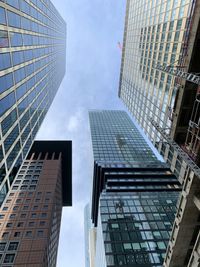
[119,0,200,265]
[0,140,72,266]
[0,0,66,204]
[88,110,180,267]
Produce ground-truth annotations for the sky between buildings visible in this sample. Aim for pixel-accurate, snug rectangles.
[36,1,165,266]
[36,1,126,266]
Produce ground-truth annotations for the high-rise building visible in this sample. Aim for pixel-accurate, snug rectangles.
[119,0,200,179]
[88,110,180,267]
[0,0,66,204]
[89,110,158,164]
[0,140,72,266]
[119,1,200,265]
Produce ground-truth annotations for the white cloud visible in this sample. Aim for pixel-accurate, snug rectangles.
[68,115,79,132]
[67,108,84,132]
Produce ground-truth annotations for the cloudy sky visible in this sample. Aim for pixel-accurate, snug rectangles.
[37,1,126,266]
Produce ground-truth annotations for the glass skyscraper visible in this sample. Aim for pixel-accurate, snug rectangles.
[89,110,158,164]
[119,0,200,180]
[118,1,200,265]
[88,110,180,267]
[0,0,66,204]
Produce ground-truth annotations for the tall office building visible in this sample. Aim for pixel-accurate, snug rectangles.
[0,140,72,266]
[119,0,200,179]
[0,1,66,204]
[119,1,200,265]
[88,110,180,267]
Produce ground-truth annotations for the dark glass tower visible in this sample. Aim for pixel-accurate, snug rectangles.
[88,110,180,267]
[0,1,66,204]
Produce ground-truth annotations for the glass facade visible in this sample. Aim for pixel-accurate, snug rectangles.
[89,110,158,163]
[99,191,178,267]
[89,110,180,267]
[119,0,196,179]
[0,0,66,204]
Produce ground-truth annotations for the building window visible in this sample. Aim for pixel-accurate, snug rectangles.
[12,186,18,190]
[0,243,6,252]
[3,253,15,263]
[6,223,13,228]
[29,185,36,190]
[13,206,19,211]
[37,230,44,237]
[28,222,35,227]
[2,232,9,238]
[3,207,8,211]
[31,213,37,218]
[39,221,46,226]
[9,214,16,219]
[25,231,32,237]
[17,222,24,227]
[21,185,27,190]
[41,213,47,218]
[14,232,20,238]
[0,215,5,219]
[8,242,19,251]
[20,214,26,218]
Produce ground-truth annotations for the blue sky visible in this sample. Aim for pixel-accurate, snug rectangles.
[37,1,126,266]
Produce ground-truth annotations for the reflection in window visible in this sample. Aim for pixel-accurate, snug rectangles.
[1,109,17,136]
[0,53,11,70]
[0,72,13,93]
[10,32,23,47]
[0,182,8,206]
[7,11,21,28]
[0,7,6,25]
[0,92,16,117]
[4,253,15,263]
[0,31,9,48]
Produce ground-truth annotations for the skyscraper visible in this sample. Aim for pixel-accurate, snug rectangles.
[88,110,180,267]
[0,1,66,204]
[118,1,200,265]
[119,0,200,179]
[0,140,72,266]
